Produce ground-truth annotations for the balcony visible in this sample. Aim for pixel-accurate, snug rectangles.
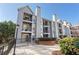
[43,33,50,35]
[22,28,32,33]
[43,20,49,25]
[43,29,48,32]
[43,25,49,27]
[22,22,32,33]
[23,20,32,23]
[43,27,49,33]
[58,23,62,28]
[59,29,62,35]
[43,34,48,37]
[24,28,31,31]
[23,13,32,23]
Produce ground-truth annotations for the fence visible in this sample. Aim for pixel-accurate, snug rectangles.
[0,39,15,55]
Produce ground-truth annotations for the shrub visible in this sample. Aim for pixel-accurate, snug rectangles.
[59,37,79,55]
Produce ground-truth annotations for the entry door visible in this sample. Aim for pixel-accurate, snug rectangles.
[25,34,31,42]
[26,34,29,40]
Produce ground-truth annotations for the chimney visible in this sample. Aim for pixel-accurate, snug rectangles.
[35,6,43,38]
[35,6,41,17]
[52,14,57,21]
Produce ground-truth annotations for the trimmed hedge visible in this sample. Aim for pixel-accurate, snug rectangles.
[38,37,57,41]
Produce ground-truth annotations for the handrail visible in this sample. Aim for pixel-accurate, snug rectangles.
[0,39,15,55]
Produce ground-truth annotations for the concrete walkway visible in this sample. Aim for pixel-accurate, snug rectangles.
[9,43,60,55]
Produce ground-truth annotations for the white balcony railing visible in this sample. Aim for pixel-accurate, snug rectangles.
[23,20,32,23]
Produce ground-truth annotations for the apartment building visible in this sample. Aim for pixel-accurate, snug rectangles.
[71,25,79,37]
[16,6,71,43]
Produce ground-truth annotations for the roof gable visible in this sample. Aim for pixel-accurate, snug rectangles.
[18,6,33,15]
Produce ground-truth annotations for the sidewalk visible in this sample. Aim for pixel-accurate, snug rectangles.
[9,43,60,55]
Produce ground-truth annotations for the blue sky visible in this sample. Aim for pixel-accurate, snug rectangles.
[0,3,79,25]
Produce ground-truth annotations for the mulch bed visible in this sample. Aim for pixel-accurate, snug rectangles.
[38,41,56,45]
[52,50,63,55]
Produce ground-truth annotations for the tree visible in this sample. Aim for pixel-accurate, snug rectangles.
[0,21,16,44]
